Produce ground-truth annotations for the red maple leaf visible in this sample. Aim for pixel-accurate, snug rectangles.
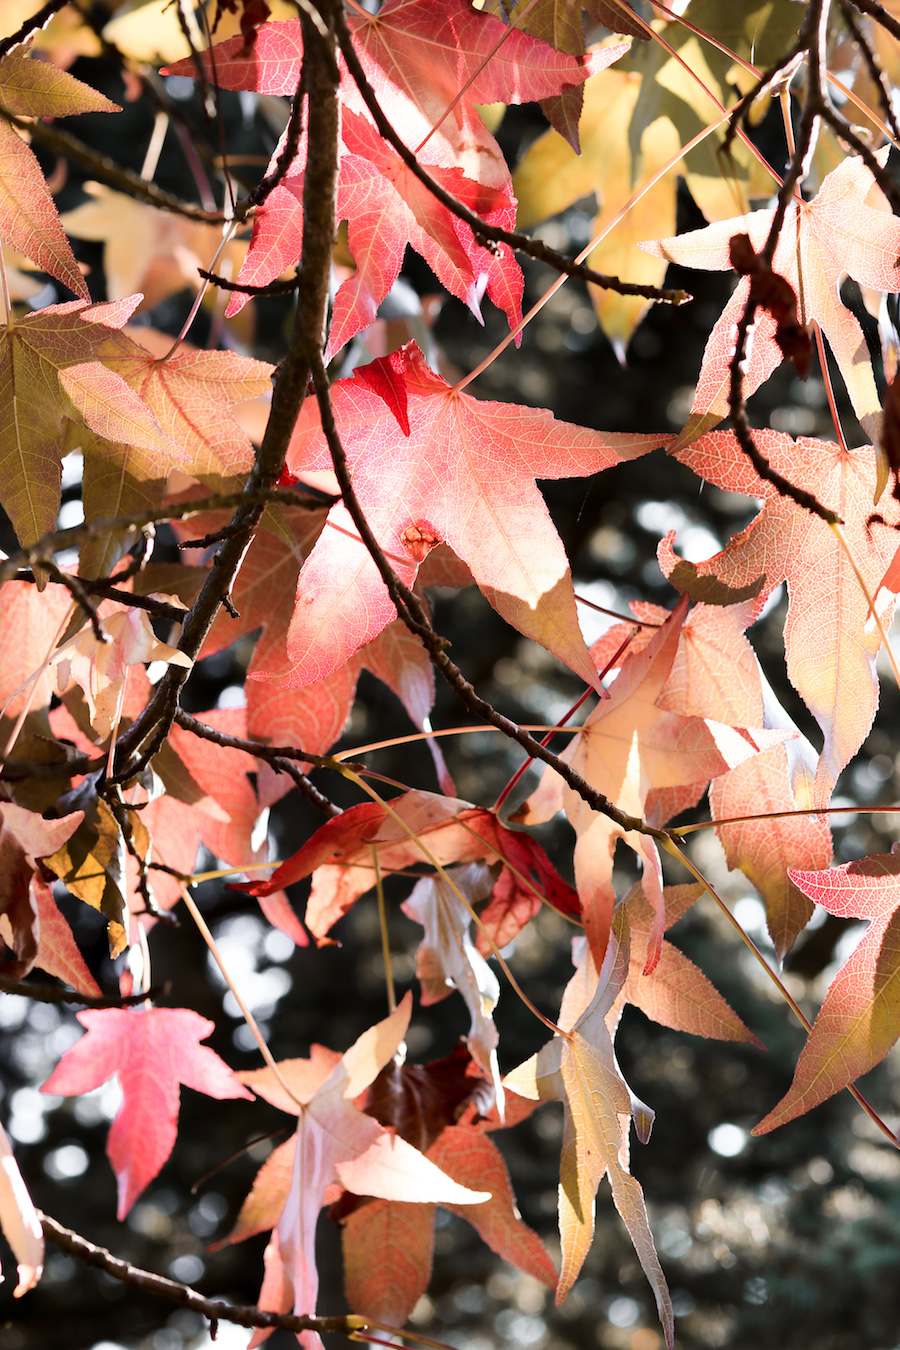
[42,1006,252,1218]
[165,1,624,350]
[279,342,663,686]
[235,788,578,948]
[755,847,900,1134]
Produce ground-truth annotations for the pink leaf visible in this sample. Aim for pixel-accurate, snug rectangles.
[42,1007,252,1217]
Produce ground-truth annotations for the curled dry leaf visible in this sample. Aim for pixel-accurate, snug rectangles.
[505,928,674,1347]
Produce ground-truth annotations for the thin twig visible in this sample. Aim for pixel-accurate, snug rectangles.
[174,707,341,817]
[105,13,341,789]
[0,0,67,55]
[246,65,307,209]
[819,102,900,215]
[308,350,665,844]
[0,976,156,1009]
[1,111,230,223]
[199,267,300,295]
[0,486,330,586]
[726,0,841,525]
[839,0,900,141]
[847,0,900,41]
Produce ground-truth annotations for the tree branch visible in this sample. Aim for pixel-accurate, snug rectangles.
[0,976,156,1008]
[0,0,68,56]
[38,1212,367,1339]
[726,0,842,525]
[173,709,342,816]
[0,110,231,224]
[0,486,332,587]
[847,0,900,41]
[109,1,342,786]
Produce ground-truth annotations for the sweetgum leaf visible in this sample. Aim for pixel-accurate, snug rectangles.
[755,849,900,1134]
[282,342,665,686]
[42,1006,252,1218]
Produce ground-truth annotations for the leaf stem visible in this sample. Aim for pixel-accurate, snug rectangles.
[332,724,584,761]
[453,112,729,390]
[178,886,304,1110]
[829,519,900,691]
[371,844,397,1013]
[671,802,900,835]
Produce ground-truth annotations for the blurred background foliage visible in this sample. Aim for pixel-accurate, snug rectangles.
[1,2,899,1349]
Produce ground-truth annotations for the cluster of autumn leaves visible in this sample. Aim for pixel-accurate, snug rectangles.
[1,0,900,1347]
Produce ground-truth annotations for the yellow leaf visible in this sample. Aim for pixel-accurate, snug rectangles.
[103,0,298,64]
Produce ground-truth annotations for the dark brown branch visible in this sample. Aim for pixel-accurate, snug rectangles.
[839,0,900,141]
[246,64,307,209]
[721,41,805,158]
[819,102,900,216]
[110,3,342,786]
[308,351,667,843]
[847,0,900,40]
[34,559,107,642]
[173,707,334,771]
[333,7,690,309]
[39,1212,367,1339]
[13,570,187,626]
[199,267,301,295]
[0,0,68,56]
[0,975,156,1008]
[1,111,231,223]
[0,486,332,586]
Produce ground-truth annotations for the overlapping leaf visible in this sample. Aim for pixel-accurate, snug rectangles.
[235,996,488,1346]
[595,594,833,955]
[0,52,118,297]
[165,0,614,349]
[666,430,900,799]
[236,788,578,947]
[643,153,900,444]
[522,601,789,973]
[280,342,665,686]
[755,849,900,1133]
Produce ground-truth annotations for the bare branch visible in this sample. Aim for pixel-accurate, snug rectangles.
[109,1,342,786]
[0,976,157,1008]
[0,110,231,223]
[839,0,900,141]
[847,0,900,41]
[39,1212,367,1339]
[0,0,68,56]
[726,0,842,525]
[0,486,332,587]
